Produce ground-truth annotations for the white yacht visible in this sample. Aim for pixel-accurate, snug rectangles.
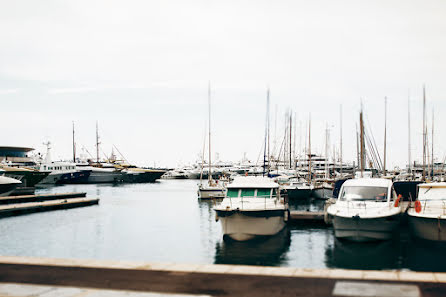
[408,182,446,241]
[327,178,401,242]
[282,178,313,199]
[214,176,288,241]
[0,175,22,196]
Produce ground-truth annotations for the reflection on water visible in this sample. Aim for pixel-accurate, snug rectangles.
[0,180,442,272]
[214,228,291,266]
[325,238,402,270]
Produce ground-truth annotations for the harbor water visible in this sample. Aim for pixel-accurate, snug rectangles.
[0,180,445,272]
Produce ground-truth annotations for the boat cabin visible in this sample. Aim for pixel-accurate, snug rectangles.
[417,183,446,201]
[225,176,280,199]
[338,178,396,202]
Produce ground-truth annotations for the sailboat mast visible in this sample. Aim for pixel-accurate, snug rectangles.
[208,82,212,182]
[432,108,434,180]
[267,88,270,174]
[359,106,365,177]
[383,97,387,176]
[308,115,312,183]
[96,121,100,164]
[340,105,343,176]
[408,95,412,176]
[422,86,426,181]
[263,88,270,176]
[72,121,76,163]
[289,111,292,169]
[325,124,329,179]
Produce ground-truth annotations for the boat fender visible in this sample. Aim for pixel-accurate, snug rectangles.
[284,209,290,222]
[415,200,422,213]
[394,195,401,207]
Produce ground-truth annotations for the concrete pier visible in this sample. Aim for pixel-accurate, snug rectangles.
[0,256,445,297]
[0,197,99,218]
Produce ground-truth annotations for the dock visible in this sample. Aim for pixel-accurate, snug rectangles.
[0,192,97,218]
[0,256,444,297]
[289,210,325,222]
[0,192,87,204]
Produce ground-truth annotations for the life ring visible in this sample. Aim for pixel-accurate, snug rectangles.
[394,197,400,207]
[415,200,422,213]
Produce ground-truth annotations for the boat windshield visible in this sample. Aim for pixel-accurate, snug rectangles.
[339,186,388,201]
[418,187,446,201]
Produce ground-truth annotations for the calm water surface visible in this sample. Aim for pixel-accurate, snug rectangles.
[0,180,445,272]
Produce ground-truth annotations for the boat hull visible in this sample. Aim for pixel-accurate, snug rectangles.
[198,188,225,199]
[332,214,400,242]
[38,172,66,184]
[87,172,123,183]
[408,215,446,242]
[0,183,20,197]
[312,187,333,200]
[216,211,286,241]
[56,170,91,184]
[286,188,312,199]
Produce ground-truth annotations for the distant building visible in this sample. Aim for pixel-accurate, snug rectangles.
[0,146,35,165]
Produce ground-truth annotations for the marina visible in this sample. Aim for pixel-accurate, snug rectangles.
[0,180,445,273]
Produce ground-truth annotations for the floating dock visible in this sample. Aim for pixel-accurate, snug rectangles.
[0,192,97,218]
[0,192,87,205]
[289,210,325,222]
[0,256,444,297]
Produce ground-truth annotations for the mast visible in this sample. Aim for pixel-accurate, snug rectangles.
[422,86,426,181]
[383,97,387,176]
[96,121,100,164]
[359,105,365,177]
[432,108,434,180]
[208,82,212,182]
[340,105,343,176]
[408,94,412,177]
[324,124,329,179]
[263,87,270,176]
[72,121,76,163]
[289,111,292,169]
[308,114,312,183]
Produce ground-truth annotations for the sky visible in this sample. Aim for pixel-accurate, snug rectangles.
[1,0,445,168]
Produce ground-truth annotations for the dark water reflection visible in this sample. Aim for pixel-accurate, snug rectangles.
[0,180,442,272]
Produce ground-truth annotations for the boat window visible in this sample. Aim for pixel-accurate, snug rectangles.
[339,186,388,201]
[241,189,255,197]
[227,189,239,198]
[418,187,446,201]
[257,188,271,198]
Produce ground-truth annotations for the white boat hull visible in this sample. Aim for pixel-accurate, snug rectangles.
[218,212,286,241]
[198,188,225,199]
[408,215,446,242]
[332,214,400,242]
[39,172,66,184]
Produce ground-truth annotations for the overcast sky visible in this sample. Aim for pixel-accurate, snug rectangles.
[1,0,445,168]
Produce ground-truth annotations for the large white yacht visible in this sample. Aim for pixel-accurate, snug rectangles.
[214,176,288,241]
[408,182,446,241]
[327,178,402,242]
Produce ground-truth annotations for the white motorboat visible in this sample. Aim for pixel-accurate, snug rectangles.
[0,175,22,196]
[408,182,446,241]
[327,178,402,242]
[214,176,288,241]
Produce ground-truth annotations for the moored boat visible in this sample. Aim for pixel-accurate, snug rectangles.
[214,176,288,241]
[0,175,22,196]
[408,182,446,241]
[327,178,402,242]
